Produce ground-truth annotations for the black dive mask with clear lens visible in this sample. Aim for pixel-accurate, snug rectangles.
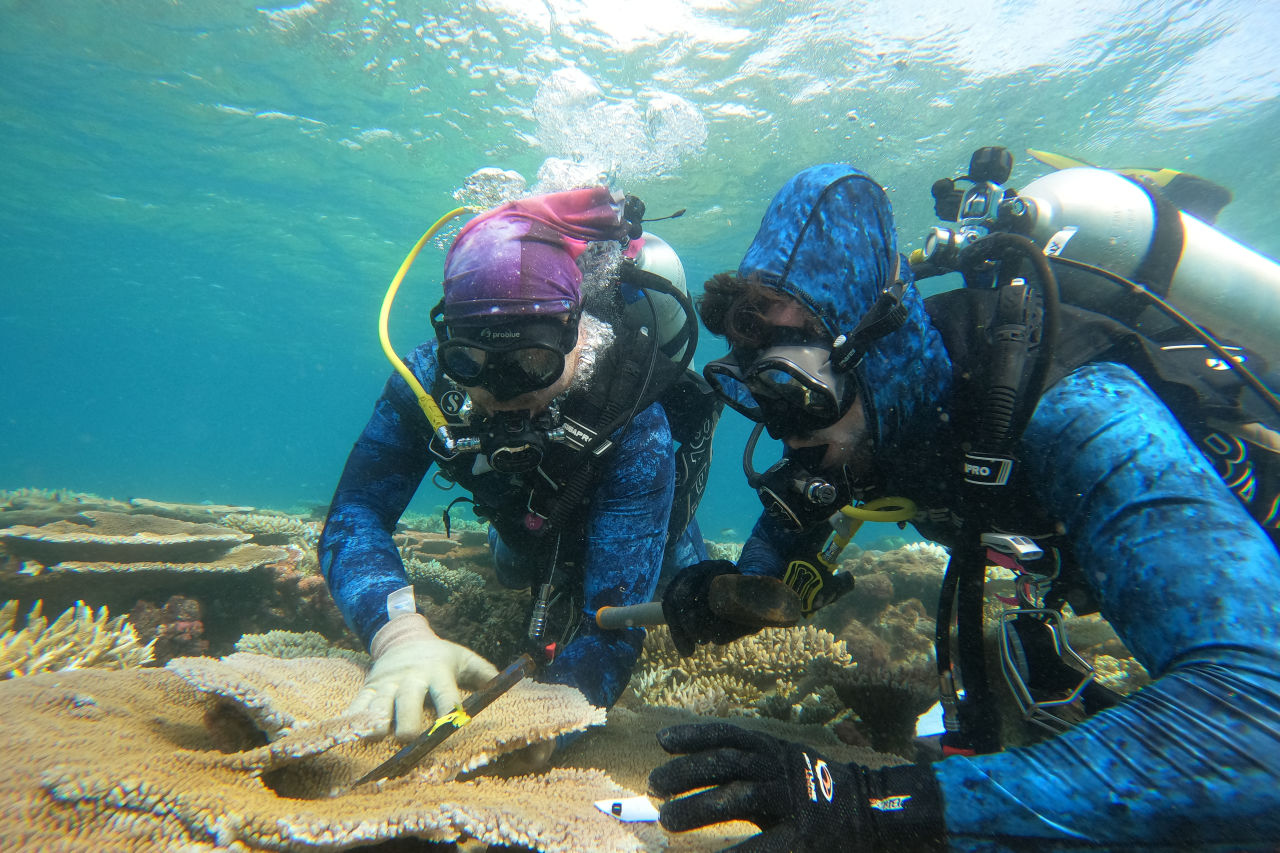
[432,303,579,402]
[704,334,852,440]
[742,425,851,531]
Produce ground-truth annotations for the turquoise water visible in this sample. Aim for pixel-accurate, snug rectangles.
[2,0,1278,542]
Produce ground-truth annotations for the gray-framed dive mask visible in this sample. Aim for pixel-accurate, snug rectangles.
[703,337,853,441]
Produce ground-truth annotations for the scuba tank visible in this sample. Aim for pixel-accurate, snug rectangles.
[1009,167,1280,377]
[624,231,694,362]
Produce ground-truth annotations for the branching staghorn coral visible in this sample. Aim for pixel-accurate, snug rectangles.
[404,556,485,602]
[219,512,320,547]
[630,625,856,722]
[234,630,369,667]
[0,599,155,678]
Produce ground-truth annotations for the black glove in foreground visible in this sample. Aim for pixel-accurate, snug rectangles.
[649,723,946,852]
[661,560,754,656]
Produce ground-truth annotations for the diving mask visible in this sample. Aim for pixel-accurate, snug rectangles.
[432,302,579,402]
[704,331,854,439]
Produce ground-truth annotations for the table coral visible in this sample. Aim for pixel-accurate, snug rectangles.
[0,654,659,851]
[0,511,253,565]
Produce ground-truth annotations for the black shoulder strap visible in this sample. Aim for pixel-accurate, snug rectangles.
[543,323,683,535]
[1114,176,1186,325]
[660,370,722,555]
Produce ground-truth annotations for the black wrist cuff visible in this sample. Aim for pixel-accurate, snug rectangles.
[863,763,946,851]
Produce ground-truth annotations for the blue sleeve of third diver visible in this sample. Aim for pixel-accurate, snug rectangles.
[538,401,676,707]
[936,361,1280,849]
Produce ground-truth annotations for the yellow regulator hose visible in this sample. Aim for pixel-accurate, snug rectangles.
[378,206,474,432]
[819,496,918,568]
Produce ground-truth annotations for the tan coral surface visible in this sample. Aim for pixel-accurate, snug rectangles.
[0,511,252,563]
[0,656,660,851]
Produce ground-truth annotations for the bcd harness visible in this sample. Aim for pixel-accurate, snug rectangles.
[911,210,1280,754]
[427,278,721,653]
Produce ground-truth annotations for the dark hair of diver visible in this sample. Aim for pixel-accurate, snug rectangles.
[699,272,829,350]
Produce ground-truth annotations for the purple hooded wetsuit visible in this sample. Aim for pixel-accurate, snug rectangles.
[319,186,707,709]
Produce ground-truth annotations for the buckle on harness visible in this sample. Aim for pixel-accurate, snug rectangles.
[990,539,1098,735]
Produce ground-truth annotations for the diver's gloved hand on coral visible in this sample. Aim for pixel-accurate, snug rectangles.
[346,612,499,740]
[660,559,754,656]
[648,723,945,853]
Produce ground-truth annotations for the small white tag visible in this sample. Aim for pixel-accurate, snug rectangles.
[594,796,660,823]
[386,585,416,619]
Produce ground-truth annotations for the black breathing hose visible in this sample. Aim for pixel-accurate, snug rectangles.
[957,232,1062,445]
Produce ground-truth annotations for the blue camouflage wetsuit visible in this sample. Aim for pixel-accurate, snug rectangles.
[319,339,706,708]
[735,164,1280,848]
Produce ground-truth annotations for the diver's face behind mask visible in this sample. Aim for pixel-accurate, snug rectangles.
[704,329,854,440]
[435,312,579,403]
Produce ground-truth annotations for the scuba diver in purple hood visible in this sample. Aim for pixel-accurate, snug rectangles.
[649,159,1280,850]
[319,186,718,738]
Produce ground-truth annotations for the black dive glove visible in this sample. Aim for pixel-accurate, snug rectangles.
[661,559,753,657]
[649,723,945,852]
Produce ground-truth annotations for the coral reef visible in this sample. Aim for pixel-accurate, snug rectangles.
[629,624,857,727]
[1090,653,1151,695]
[0,513,288,612]
[625,543,953,755]
[0,498,355,663]
[840,540,951,608]
[259,544,351,647]
[219,511,320,547]
[0,511,254,565]
[234,629,369,667]
[704,539,744,563]
[129,595,208,660]
[0,488,140,529]
[0,657,661,852]
[421,583,531,668]
[405,556,486,602]
[0,599,154,678]
[400,509,489,538]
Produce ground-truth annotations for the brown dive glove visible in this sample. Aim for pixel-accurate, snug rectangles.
[660,559,754,656]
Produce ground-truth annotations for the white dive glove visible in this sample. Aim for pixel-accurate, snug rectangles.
[346,611,499,740]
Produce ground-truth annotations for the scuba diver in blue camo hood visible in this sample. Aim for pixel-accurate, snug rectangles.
[652,164,1280,850]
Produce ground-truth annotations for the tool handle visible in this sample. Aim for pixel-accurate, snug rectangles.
[595,600,666,629]
[593,574,802,631]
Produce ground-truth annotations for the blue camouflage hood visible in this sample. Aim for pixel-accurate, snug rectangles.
[738,164,952,452]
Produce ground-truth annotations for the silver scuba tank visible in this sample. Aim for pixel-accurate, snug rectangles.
[624,231,693,362]
[1016,167,1280,373]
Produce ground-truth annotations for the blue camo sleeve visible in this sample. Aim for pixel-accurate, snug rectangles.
[318,344,437,649]
[936,361,1280,849]
[538,400,676,707]
[738,508,837,577]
